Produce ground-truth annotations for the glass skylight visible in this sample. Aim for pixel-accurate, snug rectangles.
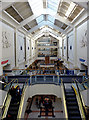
[47,0,60,13]
[36,15,44,24]
[47,15,55,23]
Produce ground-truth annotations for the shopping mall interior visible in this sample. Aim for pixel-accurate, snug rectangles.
[0,0,89,119]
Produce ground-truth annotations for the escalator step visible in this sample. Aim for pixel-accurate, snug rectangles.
[9,106,19,111]
[69,111,80,115]
[66,97,76,101]
[65,90,74,93]
[64,86,81,120]
[8,111,18,115]
[10,103,19,106]
[68,106,79,110]
[66,93,75,96]
[67,101,77,105]
[69,116,81,120]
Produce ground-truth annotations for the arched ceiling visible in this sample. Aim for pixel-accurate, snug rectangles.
[31,26,62,41]
[0,0,88,39]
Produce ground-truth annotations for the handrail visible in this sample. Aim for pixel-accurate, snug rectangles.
[72,80,86,120]
[1,79,19,119]
[30,74,58,76]
[81,79,89,85]
[4,78,18,88]
[73,78,89,86]
[2,94,11,119]
[73,78,89,91]
[4,79,14,88]
[17,79,28,119]
[61,78,68,120]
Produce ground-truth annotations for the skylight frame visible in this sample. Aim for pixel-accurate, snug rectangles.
[47,15,55,23]
[36,15,44,24]
[47,0,61,13]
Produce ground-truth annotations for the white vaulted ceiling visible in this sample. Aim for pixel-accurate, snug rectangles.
[1,0,87,39]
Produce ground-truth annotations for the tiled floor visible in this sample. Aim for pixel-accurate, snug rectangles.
[28,96,64,119]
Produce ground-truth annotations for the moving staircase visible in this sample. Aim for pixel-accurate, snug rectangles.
[6,96,21,120]
[65,87,81,120]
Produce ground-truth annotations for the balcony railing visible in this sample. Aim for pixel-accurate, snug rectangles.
[38,55,57,57]
[30,75,59,85]
[37,44,57,46]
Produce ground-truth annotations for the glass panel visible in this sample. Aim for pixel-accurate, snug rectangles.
[36,15,44,24]
[47,15,55,23]
[47,0,60,13]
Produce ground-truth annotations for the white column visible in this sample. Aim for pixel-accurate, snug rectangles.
[15,29,19,68]
[0,2,3,76]
[73,27,78,69]
[87,2,89,76]
[0,24,3,76]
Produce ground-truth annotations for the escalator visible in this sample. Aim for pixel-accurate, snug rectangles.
[65,86,81,120]
[2,79,28,120]
[6,94,21,120]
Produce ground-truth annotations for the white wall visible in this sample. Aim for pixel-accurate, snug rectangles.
[76,20,87,68]
[0,21,3,75]
[68,31,74,63]
[28,84,61,98]
[81,89,89,106]
[60,12,88,70]
[16,31,25,66]
[2,22,15,70]
[26,37,31,61]
[63,36,67,61]
[67,31,74,69]
[59,39,62,58]
[31,40,37,58]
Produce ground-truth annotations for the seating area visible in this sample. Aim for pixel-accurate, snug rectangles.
[39,107,55,117]
[25,95,63,119]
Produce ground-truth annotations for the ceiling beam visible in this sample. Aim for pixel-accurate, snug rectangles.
[17,14,41,29]
[32,32,45,41]
[70,0,88,9]
[43,0,47,8]
[32,27,61,38]
[32,30,61,41]
[17,9,74,29]
[0,0,28,15]
[0,2,13,11]
[49,32,61,40]
[1,0,28,11]
[28,21,67,34]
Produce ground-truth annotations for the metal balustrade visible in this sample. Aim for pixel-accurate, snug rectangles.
[30,75,59,85]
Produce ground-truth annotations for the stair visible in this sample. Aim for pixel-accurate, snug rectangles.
[6,96,21,120]
[65,85,82,120]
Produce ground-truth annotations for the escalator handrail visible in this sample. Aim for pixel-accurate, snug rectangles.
[2,79,18,110]
[61,78,68,120]
[72,78,84,91]
[81,78,89,85]
[74,78,89,86]
[4,78,18,88]
[72,80,86,120]
[1,79,19,118]
[1,94,11,119]
[17,79,29,119]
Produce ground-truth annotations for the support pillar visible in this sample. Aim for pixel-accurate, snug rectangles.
[87,2,89,76]
[0,2,3,76]
[73,27,78,69]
